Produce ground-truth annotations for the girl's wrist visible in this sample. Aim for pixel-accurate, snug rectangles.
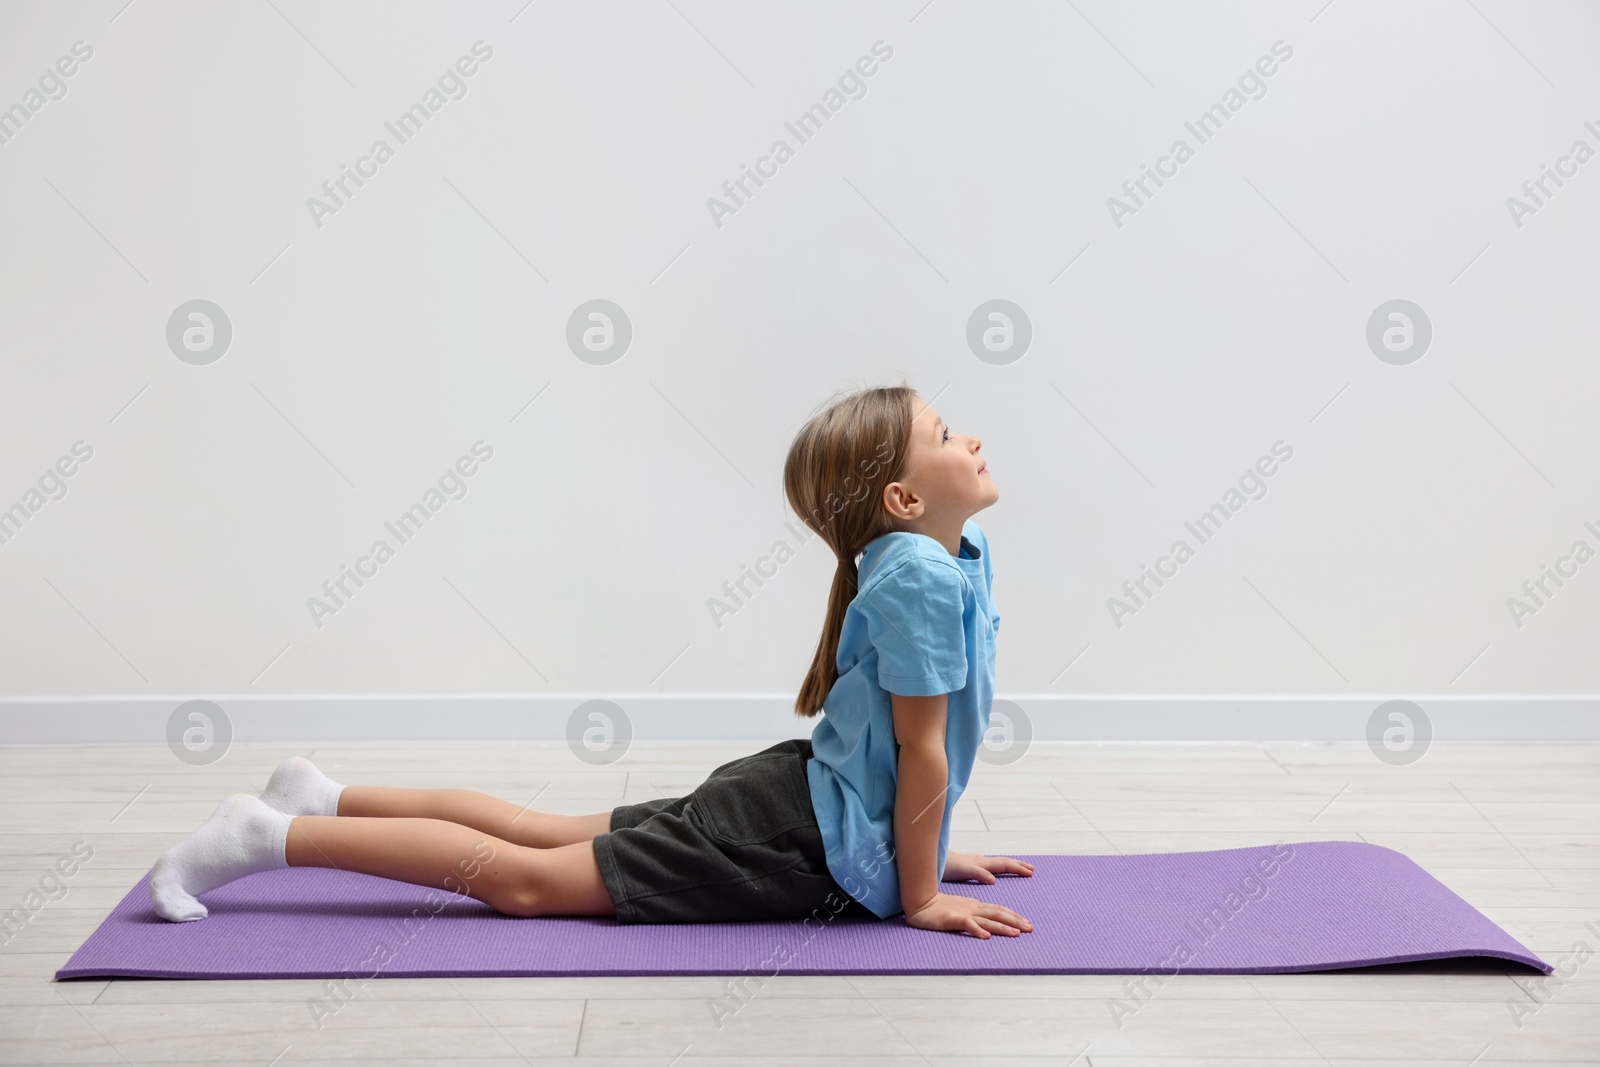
[902,887,940,917]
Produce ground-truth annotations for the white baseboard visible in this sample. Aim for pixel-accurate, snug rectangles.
[0,694,1595,744]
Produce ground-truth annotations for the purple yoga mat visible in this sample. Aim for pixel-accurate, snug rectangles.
[56,841,1549,979]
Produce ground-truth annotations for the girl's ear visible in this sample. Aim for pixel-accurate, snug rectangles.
[882,480,921,521]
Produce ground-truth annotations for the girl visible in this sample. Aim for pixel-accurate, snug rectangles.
[150,383,1034,938]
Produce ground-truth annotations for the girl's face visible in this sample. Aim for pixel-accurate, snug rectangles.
[885,396,999,525]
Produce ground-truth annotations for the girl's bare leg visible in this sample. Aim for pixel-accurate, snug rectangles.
[335,786,612,850]
[286,814,615,918]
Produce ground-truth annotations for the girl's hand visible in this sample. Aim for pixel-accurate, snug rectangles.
[904,890,1033,938]
[942,851,1035,884]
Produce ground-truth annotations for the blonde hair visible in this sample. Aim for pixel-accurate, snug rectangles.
[783,380,918,717]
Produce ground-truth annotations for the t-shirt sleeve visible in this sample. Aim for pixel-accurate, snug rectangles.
[859,558,968,696]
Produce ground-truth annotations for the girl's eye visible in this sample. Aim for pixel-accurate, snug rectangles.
[941,427,950,443]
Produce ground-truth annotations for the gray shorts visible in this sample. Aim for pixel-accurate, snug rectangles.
[592,738,879,924]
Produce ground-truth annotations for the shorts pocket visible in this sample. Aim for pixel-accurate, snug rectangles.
[696,751,815,847]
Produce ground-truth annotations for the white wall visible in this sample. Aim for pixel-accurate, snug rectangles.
[1,1,1596,718]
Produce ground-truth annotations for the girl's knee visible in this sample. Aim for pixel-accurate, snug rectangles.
[481,843,609,918]
[490,859,547,917]
[496,886,543,917]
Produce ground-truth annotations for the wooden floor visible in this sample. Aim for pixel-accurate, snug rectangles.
[2,740,1596,1065]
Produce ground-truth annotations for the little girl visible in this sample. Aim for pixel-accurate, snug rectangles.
[151,383,1035,938]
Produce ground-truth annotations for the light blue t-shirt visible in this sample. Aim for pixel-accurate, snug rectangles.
[805,518,1000,919]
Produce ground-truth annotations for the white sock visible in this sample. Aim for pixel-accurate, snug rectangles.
[260,755,345,817]
[149,794,292,922]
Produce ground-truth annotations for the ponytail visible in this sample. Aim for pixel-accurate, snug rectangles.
[794,555,859,717]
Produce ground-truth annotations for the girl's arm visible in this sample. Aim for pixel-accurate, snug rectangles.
[890,691,949,917]
[891,691,1033,938]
